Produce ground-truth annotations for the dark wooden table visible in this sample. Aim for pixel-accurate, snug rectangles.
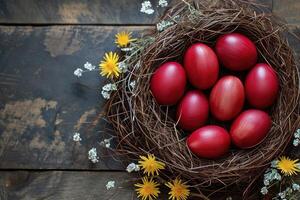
[0,0,299,199]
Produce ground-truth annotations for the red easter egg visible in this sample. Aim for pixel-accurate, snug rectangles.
[215,33,257,71]
[209,76,245,121]
[187,125,231,159]
[150,62,186,105]
[176,90,209,131]
[245,63,279,108]
[184,43,219,89]
[230,109,271,149]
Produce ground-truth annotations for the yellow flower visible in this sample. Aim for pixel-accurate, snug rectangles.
[277,156,300,176]
[115,31,135,47]
[166,178,190,200]
[139,154,165,176]
[99,52,120,78]
[135,177,160,200]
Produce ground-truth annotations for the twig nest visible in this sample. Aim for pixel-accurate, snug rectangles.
[106,0,300,197]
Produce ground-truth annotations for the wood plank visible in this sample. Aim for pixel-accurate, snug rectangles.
[0,26,150,170]
[0,171,243,200]
[273,0,300,26]
[0,0,272,25]
[0,171,137,200]
[0,0,174,25]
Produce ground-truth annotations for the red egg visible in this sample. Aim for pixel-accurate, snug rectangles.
[209,76,245,121]
[184,43,219,89]
[245,63,279,108]
[230,109,271,149]
[187,125,231,159]
[150,62,186,105]
[176,90,209,131]
[215,33,257,71]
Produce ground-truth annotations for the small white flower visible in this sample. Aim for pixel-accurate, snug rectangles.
[84,62,96,71]
[278,192,285,199]
[261,186,268,195]
[126,163,140,173]
[293,138,299,146]
[106,181,115,190]
[271,160,279,168]
[74,68,83,77]
[294,129,300,138]
[129,81,136,89]
[100,137,113,148]
[140,1,154,14]
[118,62,128,73]
[101,90,111,99]
[158,0,168,7]
[156,20,174,32]
[88,148,99,163]
[292,183,300,191]
[263,179,270,186]
[73,132,82,142]
[102,83,117,92]
[121,47,134,52]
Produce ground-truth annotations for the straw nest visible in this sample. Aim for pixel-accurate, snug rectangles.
[105,0,300,198]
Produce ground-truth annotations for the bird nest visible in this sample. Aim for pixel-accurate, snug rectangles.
[105,0,300,198]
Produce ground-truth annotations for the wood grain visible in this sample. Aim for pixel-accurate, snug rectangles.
[273,0,300,26]
[0,0,174,25]
[0,171,137,200]
[0,26,150,170]
[0,0,274,25]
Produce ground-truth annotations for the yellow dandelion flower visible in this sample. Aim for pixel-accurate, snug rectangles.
[135,177,160,200]
[277,156,300,176]
[99,52,120,78]
[166,178,190,200]
[115,31,135,47]
[139,154,165,176]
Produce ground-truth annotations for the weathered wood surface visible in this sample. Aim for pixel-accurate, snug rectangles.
[273,0,300,26]
[0,26,151,170]
[0,0,273,25]
[0,0,174,25]
[0,0,299,199]
[0,171,137,200]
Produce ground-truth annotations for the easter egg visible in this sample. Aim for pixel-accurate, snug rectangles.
[150,62,186,105]
[184,43,219,89]
[209,76,245,121]
[187,125,231,159]
[176,90,209,131]
[245,63,279,108]
[215,33,257,71]
[230,109,271,149]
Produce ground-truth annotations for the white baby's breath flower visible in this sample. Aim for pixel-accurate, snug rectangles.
[261,186,268,195]
[292,183,300,191]
[73,132,82,142]
[101,83,117,100]
[156,20,174,32]
[84,62,96,71]
[118,61,128,73]
[158,0,168,7]
[101,90,110,99]
[294,129,300,138]
[88,148,99,163]
[140,1,154,14]
[121,47,134,52]
[271,160,279,168]
[106,181,115,190]
[100,137,114,148]
[293,138,300,146]
[126,163,140,173]
[102,83,117,92]
[74,68,83,77]
[129,81,136,89]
